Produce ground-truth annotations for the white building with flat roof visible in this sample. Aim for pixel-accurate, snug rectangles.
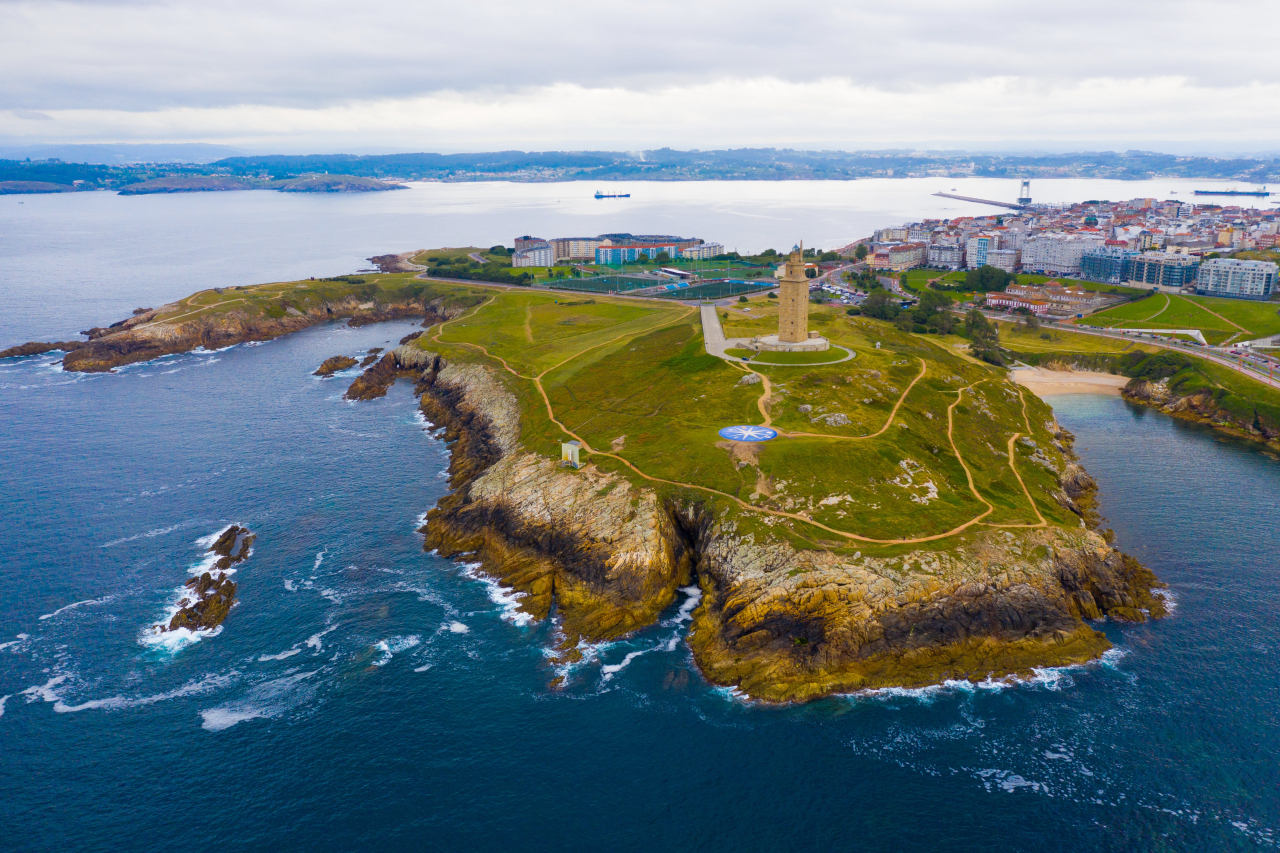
[1021,233,1105,276]
[681,242,724,260]
[1196,258,1277,300]
[512,242,553,267]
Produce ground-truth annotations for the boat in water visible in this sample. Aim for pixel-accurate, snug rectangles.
[1193,187,1270,197]
[594,191,631,199]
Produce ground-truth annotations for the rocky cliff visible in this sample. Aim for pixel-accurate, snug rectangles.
[2,294,467,373]
[1124,377,1280,450]
[416,355,691,641]
[394,350,1166,702]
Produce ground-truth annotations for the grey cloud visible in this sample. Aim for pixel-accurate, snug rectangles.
[1,0,1273,112]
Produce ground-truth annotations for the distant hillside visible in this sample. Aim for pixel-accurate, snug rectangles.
[2,148,1279,193]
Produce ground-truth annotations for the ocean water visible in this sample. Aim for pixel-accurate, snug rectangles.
[0,176,1213,347]
[2,186,1279,850]
[1,333,1279,851]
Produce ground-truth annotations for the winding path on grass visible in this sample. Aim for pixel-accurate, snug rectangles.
[432,300,1048,547]
[1144,293,1171,322]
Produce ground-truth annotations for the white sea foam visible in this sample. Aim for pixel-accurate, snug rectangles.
[141,623,224,653]
[712,685,750,703]
[372,635,422,666]
[1152,587,1178,612]
[102,521,198,548]
[51,673,236,714]
[974,768,1046,794]
[194,524,236,549]
[592,587,703,683]
[313,549,326,571]
[413,664,432,673]
[258,648,302,662]
[601,650,649,680]
[413,410,435,430]
[0,694,9,719]
[446,621,469,634]
[461,562,534,626]
[39,596,113,621]
[199,671,317,732]
[1100,647,1128,667]
[0,634,29,652]
[284,579,297,591]
[305,625,337,652]
[22,675,69,704]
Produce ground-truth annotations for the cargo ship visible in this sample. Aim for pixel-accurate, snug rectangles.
[1193,187,1270,197]
[594,191,631,199]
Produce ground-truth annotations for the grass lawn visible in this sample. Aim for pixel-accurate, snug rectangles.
[413,285,1081,546]
[1087,292,1280,343]
[997,322,1157,356]
[748,348,850,365]
[1015,273,1146,297]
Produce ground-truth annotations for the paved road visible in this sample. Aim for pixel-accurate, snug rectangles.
[699,304,761,360]
[966,307,1280,391]
[467,252,487,264]
[1052,321,1280,390]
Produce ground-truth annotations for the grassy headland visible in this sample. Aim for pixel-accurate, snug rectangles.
[6,263,1170,700]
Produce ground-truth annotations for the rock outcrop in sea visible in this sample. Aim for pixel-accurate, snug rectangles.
[163,525,256,633]
[314,355,358,376]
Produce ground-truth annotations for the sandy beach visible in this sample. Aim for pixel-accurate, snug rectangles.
[1012,367,1129,396]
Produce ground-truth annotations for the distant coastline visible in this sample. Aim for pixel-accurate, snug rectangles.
[4,147,1279,195]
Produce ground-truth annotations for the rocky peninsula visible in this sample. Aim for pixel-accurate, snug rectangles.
[7,269,1172,701]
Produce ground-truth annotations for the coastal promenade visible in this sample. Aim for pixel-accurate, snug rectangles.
[1053,320,1280,390]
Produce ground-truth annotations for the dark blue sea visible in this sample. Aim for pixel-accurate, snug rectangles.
[2,193,1279,851]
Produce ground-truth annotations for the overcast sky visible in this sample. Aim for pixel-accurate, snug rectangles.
[2,0,1277,153]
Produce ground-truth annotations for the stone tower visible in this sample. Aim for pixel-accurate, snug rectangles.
[777,243,809,343]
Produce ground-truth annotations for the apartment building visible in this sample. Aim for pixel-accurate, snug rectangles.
[965,234,999,269]
[595,244,679,264]
[927,244,962,269]
[871,242,926,271]
[1130,252,1200,288]
[986,249,1019,273]
[1020,233,1105,276]
[512,242,554,267]
[1196,258,1278,300]
[681,242,725,260]
[550,237,603,262]
[1080,243,1138,284]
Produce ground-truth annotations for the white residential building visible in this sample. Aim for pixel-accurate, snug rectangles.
[1196,258,1278,300]
[927,244,962,269]
[512,242,553,267]
[965,234,1000,269]
[986,249,1019,273]
[1020,233,1106,276]
[549,237,603,262]
[681,242,724,260]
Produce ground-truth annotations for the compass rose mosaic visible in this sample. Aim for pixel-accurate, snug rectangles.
[717,425,778,442]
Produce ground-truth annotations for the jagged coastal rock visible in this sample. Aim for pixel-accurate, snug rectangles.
[359,346,1168,703]
[163,525,256,633]
[3,292,468,373]
[1124,377,1280,450]
[314,355,358,376]
[0,340,87,359]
